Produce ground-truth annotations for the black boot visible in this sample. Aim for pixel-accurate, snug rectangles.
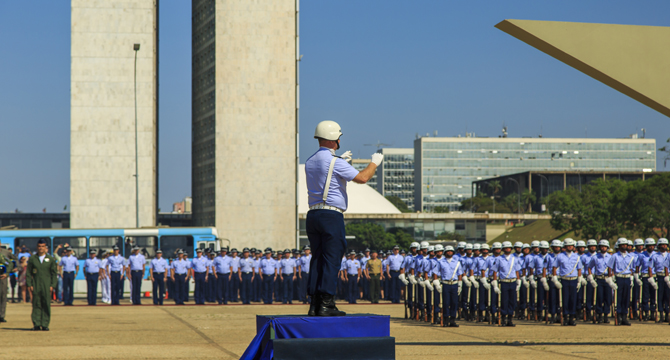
[621,315,631,326]
[507,314,516,327]
[656,312,664,323]
[449,316,459,327]
[308,293,320,316]
[603,314,610,324]
[569,314,576,326]
[596,313,602,323]
[316,293,346,316]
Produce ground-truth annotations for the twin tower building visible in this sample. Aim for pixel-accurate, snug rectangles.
[70,0,299,249]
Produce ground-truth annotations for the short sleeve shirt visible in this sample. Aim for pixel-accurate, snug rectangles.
[305,147,359,210]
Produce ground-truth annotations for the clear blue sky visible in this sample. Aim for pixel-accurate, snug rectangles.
[1,1,669,213]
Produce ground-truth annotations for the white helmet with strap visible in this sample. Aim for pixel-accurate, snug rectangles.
[586,239,598,246]
[598,239,610,247]
[314,120,342,141]
[645,238,656,246]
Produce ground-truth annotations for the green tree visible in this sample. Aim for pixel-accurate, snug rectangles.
[345,222,415,251]
[488,180,502,196]
[436,231,466,242]
[546,186,580,233]
[521,189,537,213]
[385,196,412,213]
[626,173,670,238]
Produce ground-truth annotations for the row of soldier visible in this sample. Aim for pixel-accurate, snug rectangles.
[398,238,670,327]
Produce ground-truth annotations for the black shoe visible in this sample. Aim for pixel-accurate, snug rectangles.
[621,317,631,326]
[42,327,49,331]
[506,315,515,327]
[569,315,576,326]
[603,314,610,324]
[308,294,320,316]
[33,326,41,331]
[0,317,6,323]
[316,294,346,316]
[449,316,459,327]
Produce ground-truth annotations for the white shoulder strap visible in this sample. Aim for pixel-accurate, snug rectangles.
[451,261,461,280]
[506,256,515,278]
[322,157,338,202]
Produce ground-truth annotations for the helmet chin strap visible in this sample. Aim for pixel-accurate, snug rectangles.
[336,139,340,150]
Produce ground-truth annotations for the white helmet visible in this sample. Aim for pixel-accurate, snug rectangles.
[530,240,540,247]
[551,240,562,247]
[658,238,668,245]
[514,242,523,248]
[434,244,444,252]
[420,241,430,249]
[457,242,466,249]
[502,241,513,249]
[480,244,490,250]
[492,242,502,249]
[473,244,481,250]
[645,238,656,246]
[410,242,420,249]
[634,238,644,246]
[314,120,342,141]
[586,239,598,246]
[563,238,576,247]
[445,245,455,252]
[427,246,435,252]
[540,241,549,249]
[576,240,586,248]
[616,238,628,247]
[627,239,634,246]
[522,244,530,249]
[465,243,473,250]
[598,239,610,247]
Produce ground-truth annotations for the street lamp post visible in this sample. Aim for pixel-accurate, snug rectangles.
[506,178,521,217]
[536,173,549,212]
[133,43,140,228]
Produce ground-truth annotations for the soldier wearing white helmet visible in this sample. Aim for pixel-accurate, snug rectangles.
[637,238,656,321]
[400,242,421,319]
[483,242,502,323]
[457,243,475,321]
[420,245,438,323]
[605,238,635,325]
[585,240,612,323]
[305,120,383,316]
[630,239,646,319]
[541,240,563,324]
[578,240,596,321]
[550,238,583,326]
[434,245,463,327]
[489,241,521,326]
[414,242,430,321]
[431,245,444,324]
[475,244,492,322]
[525,242,540,319]
[648,238,669,323]
[530,241,550,322]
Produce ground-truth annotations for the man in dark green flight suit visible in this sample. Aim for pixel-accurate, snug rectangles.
[0,245,16,323]
[26,239,57,331]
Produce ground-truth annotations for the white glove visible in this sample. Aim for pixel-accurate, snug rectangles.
[540,277,549,291]
[491,280,500,294]
[399,273,409,285]
[634,273,642,286]
[408,274,417,285]
[648,276,658,289]
[481,277,490,290]
[630,275,634,287]
[664,276,670,288]
[581,276,588,287]
[521,277,529,288]
[606,276,618,291]
[516,279,521,292]
[339,150,352,162]
[425,279,434,291]
[530,277,537,289]
[576,276,583,291]
[434,280,443,293]
[462,275,471,287]
[457,280,462,295]
[587,274,597,288]
[419,278,426,288]
[552,276,563,290]
[470,276,479,289]
[371,153,384,166]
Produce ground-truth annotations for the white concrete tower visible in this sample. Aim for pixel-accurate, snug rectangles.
[192,0,298,249]
[70,0,158,228]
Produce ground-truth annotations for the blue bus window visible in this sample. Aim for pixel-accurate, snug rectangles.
[53,237,87,260]
[14,237,47,256]
[160,236,194,260]
[89,236,123,255]
[125,236,157,259]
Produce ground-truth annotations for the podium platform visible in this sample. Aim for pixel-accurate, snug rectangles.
[240,314,395,360]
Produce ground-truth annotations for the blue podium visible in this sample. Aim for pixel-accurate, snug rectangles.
[240,314,395,360]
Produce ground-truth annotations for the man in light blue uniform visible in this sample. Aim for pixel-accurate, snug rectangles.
[401,242,419,318]
[525,241,539,319]
[467,244,481,321]
[191,249,209,305]
[648,238,669,323]
[637,238,656,321]
[259,250,278,304]
[483,242,501,324]
[229,249,240,302]
[607,238,635,325]
[83,249,102,305]
[579,240,597,321]
[238,248,255,304]
[435,245,463,327]
[586,240,612,323]
[127,246,146,305]
[387,245,404,304]
[106,245,125,305]
[512,242,527,320]
[542,240,562,323]
[360,249,371,301]
[170,250,191,305]
[305,120,382,316]
[491,241,521,327]
[213,248,232,304]
[150,250,168,305]
[58,247,78,306]
[552,238,583,326]
[252,250,262,302]
[297,246,312,304]
[476,244,491,322]
[345,250,361,304]
[458,244,473,321]
[630,238,645,318]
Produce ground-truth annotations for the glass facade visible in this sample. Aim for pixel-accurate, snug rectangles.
[415,137,656,212]
[351,159,377,190]
[376,148,414,210]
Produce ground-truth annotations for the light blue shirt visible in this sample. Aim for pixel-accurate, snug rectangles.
[360,256,370,270]
[260,258,277,275]
[213,256,232,274]
[649,252,668,274]
[387,254,404,271]
[172,259,191,275]
[279,258,296,274]
[476,255,491,277]
[150,258,168,273]
[607,252,636,275]
[580,252,594,271]
[587,253,611,276]
[191,256,209,273]
[253,258,261,272]
[298,254,311,273]
[59,255,78,272]
[346,259,360,275]
[485,255,499,278]
[84,257,102,273]
[230,257,240,272]
[401,254,414,272]
[492,254,520,280]
[128,254,146,271]
[305,147,359,210]
[554,252,583,277]
[636,251,654,275]
[438,257,463,281]
[239,257,255,273]
[107,254,125,272]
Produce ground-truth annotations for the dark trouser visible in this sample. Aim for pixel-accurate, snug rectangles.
[347,274,358,303]
[206,272,216,302]
[585,281,595,311]
[478,285,489,311]
[153,274,165,305]
[417,282,425,311]
[426,287,433,315]
[536,280,547,314]
[469,283,478,314]
[518,282,527,311]
[242,273,253,304]
[131,270,142,305]
[174,274,186,305]
[299,272,309,302]
[433,285,441,317]
[361,274,369,300]
[548,278,558,315]
[119,276,125,299]
[63,271,75,305]
[217,273,230,304]
[577,281,585,310]
[306,210,347,296]
[490,281,499,314]
[500,282,517,316]
[442,284,459,317]
[460,285,469,313]
[262,275,274,304]
[275,276,282,302]
[560,279,578,315]
[641,276,656,312]
[194,272,206,304]
[85,273,98,305]
[616,278,631,315]
[0,278,6,319]
[369,274,380,303]
[381,276,387,300]
[110,271,121,305]
[595,278,612,314]
[632,279,641,313]
[230,275,240,302]
[657,275,669,314]
[389,270,401,303]
[528,283,536,311]
[253,274,261,302]
[166,276,174,300]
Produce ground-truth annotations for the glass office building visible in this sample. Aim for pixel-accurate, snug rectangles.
[414,137,656,212]
[376,148,415,210]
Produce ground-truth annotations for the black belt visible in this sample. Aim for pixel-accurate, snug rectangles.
[131,270,142,272]
[195,271,207,274]
[64,271,75,273]
[216,272,230,275]
[154,272,164,275]
[86,272,98,275]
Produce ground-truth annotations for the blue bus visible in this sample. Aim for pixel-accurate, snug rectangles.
[0,227,219,281]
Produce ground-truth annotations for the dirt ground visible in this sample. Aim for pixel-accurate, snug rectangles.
[2,298,669,360]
